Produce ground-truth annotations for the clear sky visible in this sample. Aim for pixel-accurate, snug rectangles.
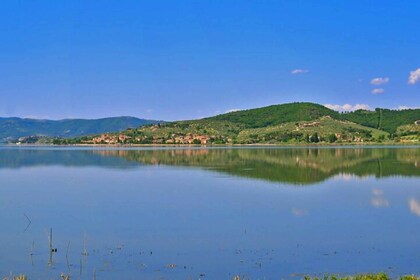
[1,1,419,121]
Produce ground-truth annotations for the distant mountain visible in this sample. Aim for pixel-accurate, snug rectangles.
[66,102,418,145]
[0,116,162,142]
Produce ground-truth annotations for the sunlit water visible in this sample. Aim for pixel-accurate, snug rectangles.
[0,146,419,279]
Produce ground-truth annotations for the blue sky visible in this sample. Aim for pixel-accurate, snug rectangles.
[0,1,419,121]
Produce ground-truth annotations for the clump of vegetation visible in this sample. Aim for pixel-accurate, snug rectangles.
[1,274,70,280]
[2,275,27,280]
[396,124,420,137]
[303,273,420,280]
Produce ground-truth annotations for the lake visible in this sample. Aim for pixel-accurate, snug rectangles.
[0,146,419,279]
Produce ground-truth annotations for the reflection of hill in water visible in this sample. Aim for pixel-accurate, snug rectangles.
[0,147,418,185]
[93,148,420,185]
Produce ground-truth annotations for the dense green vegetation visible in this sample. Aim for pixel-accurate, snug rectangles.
[341,108,419,133]
[208,102,340,128]
[0,116,161,142]
[303,273,420,280]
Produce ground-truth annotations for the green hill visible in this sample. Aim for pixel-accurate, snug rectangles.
[43,102,419,145]
[207,102,418,134]
[0,116,162,142]
[207,102,340,128]
[97,103,345,144]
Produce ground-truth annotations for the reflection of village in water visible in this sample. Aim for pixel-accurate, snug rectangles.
[1,147,419,184]
[0,147,420,185]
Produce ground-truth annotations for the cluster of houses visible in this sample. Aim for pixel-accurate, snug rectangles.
[87,133,213,145]
[89,134,133,144]
[333,133,363,142]
[165,134,211,144]
[297,121,321,129]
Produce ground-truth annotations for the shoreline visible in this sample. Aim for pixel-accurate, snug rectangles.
[3,142,419,148]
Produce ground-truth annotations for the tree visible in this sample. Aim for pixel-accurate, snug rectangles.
[310,132,319,143]
[327,134,337,143]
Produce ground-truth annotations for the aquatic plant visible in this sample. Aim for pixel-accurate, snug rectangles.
[303,273,420,280]
[2,275,27,280]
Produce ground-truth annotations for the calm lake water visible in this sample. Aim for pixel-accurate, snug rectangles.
[0,146,419,279]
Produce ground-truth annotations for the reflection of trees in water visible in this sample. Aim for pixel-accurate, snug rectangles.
[0,147,418,185]
[93,148,420,185]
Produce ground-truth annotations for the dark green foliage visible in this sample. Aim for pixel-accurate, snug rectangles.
[264,131,304,142]
[327,134,337,143]
[341,108,420,133]
[207,102,340,128]
[192,139,201,144]
[303,273,420,280]
[310,132,320,143]
[340,109,379,129]
[209,136,228,144]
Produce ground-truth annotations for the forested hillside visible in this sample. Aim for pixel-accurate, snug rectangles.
[341,108,419,133]
[208,102,340,128]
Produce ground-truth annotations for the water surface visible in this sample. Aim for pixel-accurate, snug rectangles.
[0,146,419,279]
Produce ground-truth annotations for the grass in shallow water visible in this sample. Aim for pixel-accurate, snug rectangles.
[303,274,420,280]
